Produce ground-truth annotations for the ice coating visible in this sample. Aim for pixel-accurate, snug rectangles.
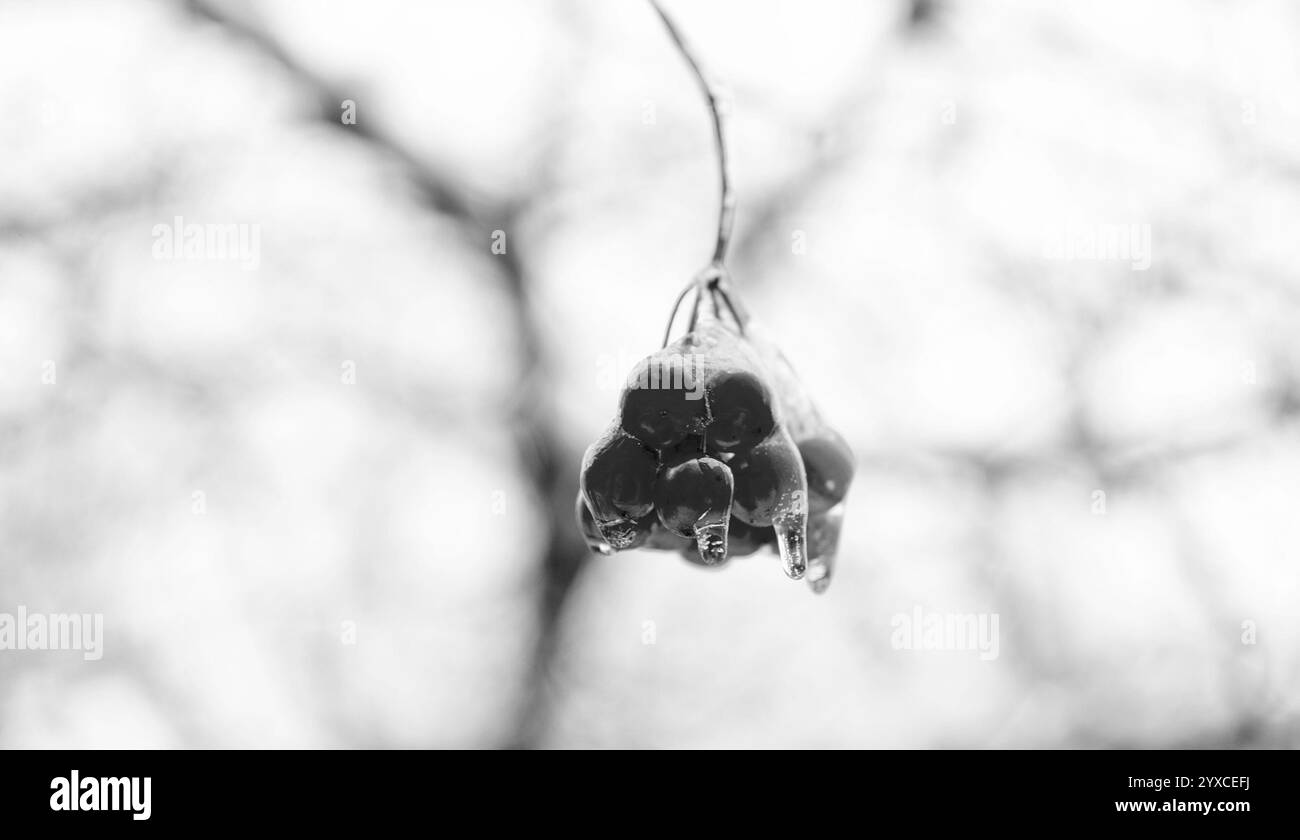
[694,519,730,565]
[574,492,613,556]
[726,309,852,588]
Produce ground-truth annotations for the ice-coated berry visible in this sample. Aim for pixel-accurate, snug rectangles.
[706,369,776,452]
[798,429,855,513]
[731,433,805,527]
[730,429,809,579]
[575,493,612,555]
[580,425,659,549]
[654,455,734,564]
[619,346,710,448]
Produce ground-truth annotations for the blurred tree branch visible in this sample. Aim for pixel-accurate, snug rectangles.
[182,0,588,748]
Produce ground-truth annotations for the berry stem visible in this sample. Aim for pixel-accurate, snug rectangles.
[712,283,749,332]
[661,279,699,348]
[648,0,735,268]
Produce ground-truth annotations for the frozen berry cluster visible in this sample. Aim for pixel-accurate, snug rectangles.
[576,283,853,593]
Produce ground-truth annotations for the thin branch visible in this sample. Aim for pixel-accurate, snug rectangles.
[712,284,748,331]
[649,0,735,268]
[661,279,699,347]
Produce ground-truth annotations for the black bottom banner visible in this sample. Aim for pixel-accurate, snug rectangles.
[0,749,1286,828]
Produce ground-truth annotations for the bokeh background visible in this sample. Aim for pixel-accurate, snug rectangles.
[2,0,1298,748]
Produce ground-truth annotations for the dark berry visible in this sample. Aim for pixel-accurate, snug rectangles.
[731,433,805,527]
[619,347,710,448]
[580,425,659,549]
[798,429,855,513]
[654,455,734,564]
[706,369,775,452]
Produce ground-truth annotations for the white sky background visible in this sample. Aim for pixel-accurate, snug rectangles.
[0,0,1298,747]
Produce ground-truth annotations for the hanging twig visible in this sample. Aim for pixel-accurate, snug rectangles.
[648,0,735,270]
